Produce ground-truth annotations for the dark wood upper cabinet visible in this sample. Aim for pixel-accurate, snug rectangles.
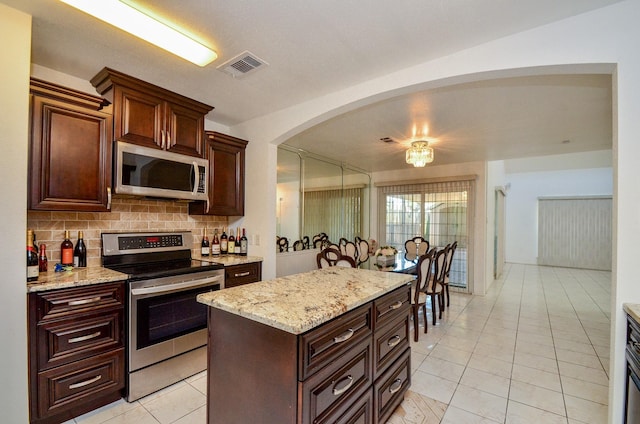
[189,131,248,216]
[29,78,113,211]
[91,67,213,158]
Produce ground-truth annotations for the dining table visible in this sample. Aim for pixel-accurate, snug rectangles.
[361,251,418,274]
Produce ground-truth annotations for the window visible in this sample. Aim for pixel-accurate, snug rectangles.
[378,178,474,291]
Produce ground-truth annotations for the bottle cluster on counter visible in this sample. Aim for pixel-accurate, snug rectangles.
[26,229,87,282]
[201,227,248,257]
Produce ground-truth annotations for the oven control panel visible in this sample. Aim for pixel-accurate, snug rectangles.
[102,232,193,256]
[118,234,183,250]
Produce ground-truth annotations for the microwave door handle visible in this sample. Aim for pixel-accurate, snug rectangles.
[192,161,200,196]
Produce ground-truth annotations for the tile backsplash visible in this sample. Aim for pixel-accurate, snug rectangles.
[27,198,227,267]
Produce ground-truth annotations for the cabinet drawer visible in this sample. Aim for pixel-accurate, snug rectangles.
[225,262,262,288]
[299,303,372,380]
[34,283,124,322]
[373,314,410,379]
[37,309,124,370]
[373,285,411,331]
[374,347,411,424]
[316,389,373,424]
[36,348,124,418]
[300,338,372,424]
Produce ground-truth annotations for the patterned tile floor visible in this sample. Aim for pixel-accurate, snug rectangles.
[65,263,611,424]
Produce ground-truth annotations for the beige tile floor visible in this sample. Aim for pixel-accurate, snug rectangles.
[65,263,611,424]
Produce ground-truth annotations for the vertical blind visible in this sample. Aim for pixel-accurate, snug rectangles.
[538,196,612,270]
[377,178,474,290]
[303,187,363,242]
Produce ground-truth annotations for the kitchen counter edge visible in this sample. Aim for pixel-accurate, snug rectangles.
[27,256,263,293]
[624,303,640,323]
[197,267,413,335]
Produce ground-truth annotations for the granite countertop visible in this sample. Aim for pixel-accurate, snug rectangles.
[624,303,640,323]
[27,267,128,293]
[193,254,263,266]
[26,255,263,293]
[197,267,413,335]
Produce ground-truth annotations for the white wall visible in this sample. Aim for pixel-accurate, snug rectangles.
[486,160,507,291]
[505,152,613,265]
[276,181,300,240]
[0,4,31,422]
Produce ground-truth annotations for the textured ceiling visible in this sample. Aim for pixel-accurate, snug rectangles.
[1,0,617,171]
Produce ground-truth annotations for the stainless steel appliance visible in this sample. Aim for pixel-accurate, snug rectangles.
[627,315,640,423]
[102,231,224,401]
[114,141,208,201]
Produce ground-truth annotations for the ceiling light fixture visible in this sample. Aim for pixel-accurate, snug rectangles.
[405,140,434,167]
[58,0,217,66]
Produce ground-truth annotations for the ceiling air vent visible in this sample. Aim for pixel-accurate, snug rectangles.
[217,51,268,78]
[380,137,396,143]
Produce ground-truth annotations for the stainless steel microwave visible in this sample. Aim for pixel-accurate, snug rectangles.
[115,141,208,201]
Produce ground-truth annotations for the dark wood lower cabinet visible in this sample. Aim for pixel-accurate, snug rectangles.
[28,282,125,424]
[224,261,262,288]
[206,284,411,423]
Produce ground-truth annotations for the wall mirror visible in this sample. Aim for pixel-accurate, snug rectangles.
[276,145,371,252]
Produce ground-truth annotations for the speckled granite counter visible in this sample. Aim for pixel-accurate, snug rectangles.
[193,254,263,266]
[27,267,128,293]
[197,266,413,334]
[624,303,640,323]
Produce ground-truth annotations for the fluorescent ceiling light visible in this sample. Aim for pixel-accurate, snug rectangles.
[59,0,217,66]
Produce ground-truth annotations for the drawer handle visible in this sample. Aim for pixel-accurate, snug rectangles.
[332,375,354,396]
[389,301,403,310]
[69,375,101,390]
[68,296,101,306]
[389,378,403,394]
[69,331,101,344]
[387,335,401,348]
[234,271,251,277]
[333,328,355,344]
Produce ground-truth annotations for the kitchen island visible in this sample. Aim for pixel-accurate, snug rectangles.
[197,267,414,424]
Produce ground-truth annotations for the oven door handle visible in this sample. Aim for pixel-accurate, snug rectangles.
[131,276,223,296]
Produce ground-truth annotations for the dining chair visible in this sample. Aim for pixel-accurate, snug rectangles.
[316,247,356,268]
[432,247,448,313]
[411,250,436,340]
[340,241,358,263]
[442,241,457,308]
[356,238,370,265]
[404,236,430,262]
[277,237,289,252]
[292,240,305,251]
[303,235,310,249]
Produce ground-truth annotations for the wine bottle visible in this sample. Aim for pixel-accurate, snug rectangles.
[235,228,241,254]
[201,228,210,256]
[27,229,39,282]
[220,227,228,254]
[211,228,220,256]
[240,228,248,256]
[73,231,87,267]
[228,228,236,255]
[39,243,48,272]
[61,230,74,266]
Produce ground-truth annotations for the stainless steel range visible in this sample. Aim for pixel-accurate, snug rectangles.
[101,231,224,401]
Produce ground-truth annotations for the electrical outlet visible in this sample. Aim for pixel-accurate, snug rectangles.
[255,234,260,246]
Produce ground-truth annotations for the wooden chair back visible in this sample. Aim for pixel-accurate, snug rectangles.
[404,236,430,261]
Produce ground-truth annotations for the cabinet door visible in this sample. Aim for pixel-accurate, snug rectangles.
[165,101,205,158]
[189,131,248,216]
[113,86,163,150]
[30,93,113,211]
